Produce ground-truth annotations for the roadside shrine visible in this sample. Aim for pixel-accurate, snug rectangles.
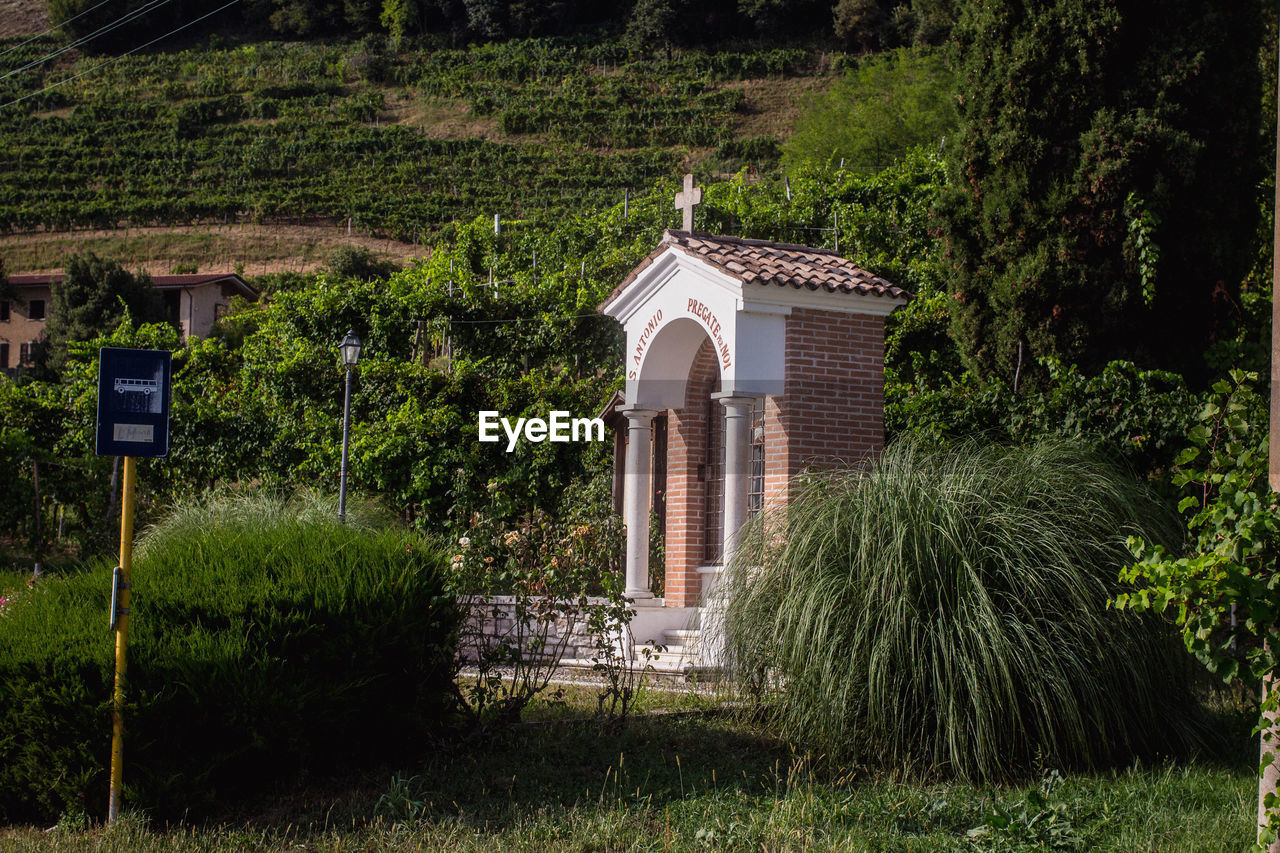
[598,178,911,664]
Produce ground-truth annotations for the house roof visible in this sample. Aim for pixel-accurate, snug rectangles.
[599,230,911,313]
[597,389,626,425]
[7,272,258,300]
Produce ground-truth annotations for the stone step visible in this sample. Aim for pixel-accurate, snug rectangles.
[663,628,700,646]
[636,628,706,674]
[638,644,687,665]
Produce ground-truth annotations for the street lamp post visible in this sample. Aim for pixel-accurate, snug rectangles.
[338,329,362,522]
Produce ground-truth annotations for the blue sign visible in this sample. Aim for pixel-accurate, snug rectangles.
[96,348,172,458]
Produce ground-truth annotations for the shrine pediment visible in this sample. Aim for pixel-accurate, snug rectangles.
[600,230,910,321]
[600,230,910,409]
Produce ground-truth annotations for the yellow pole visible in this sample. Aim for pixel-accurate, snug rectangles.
[107,456,136,824]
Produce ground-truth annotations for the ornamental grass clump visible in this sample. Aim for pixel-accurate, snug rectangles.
[724,438,1204,783]
[0,490,459,824]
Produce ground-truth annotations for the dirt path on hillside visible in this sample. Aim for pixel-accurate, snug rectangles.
[0,0,49,37]
[0,222,428,275]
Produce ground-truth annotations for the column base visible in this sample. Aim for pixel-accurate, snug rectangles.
[697,565,727,666]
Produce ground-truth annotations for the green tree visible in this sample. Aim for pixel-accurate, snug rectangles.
[782,47,955,173]
[894,0,955,44]
[624,0,681,55]
[832,0,892,51]
[938,0,1264,388]
[41,253,168,375]
[323,246,401,282]
[1114,372,1280,847]
[740,0,834,39]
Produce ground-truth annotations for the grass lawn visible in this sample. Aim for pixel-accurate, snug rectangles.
[0,681,1257,853]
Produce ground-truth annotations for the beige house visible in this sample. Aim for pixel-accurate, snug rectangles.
[1,273,257,371]
[0,276,51,371]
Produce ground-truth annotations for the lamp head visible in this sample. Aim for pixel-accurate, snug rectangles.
[340,330,362,367]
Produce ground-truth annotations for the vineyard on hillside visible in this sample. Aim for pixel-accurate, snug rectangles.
[0,38,821,241]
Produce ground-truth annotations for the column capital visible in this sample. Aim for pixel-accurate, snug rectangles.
[622,407,662,424]
[711,391,761,411]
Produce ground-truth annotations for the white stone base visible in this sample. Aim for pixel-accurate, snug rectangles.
[696,564,727,667]
[459,595,727,673]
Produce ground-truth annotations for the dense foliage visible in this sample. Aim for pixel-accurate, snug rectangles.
[3,145,1228,564]
[1118,372,1275,691]
[0,490,459,824]
[939,0,1266,387]
[41,0,957,45]
[46,0,634,44]
[1114,372,1280,841]
[782,47,955,173]
[39,253,168,375]
[886,358,1200,482]
[0,158,954,557]
[2,7,1276,837]
[725,439,1204,782]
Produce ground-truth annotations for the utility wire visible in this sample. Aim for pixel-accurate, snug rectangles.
[449,313,606,326]
[0,0,117,62]
[1,0,174,82]
[1,0,243,110]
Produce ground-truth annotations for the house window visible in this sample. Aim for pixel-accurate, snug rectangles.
[19,342,31,365]
[0,343,8,369]
[747,398,766,518]
[0,301,9,322]
[28,299,45,321]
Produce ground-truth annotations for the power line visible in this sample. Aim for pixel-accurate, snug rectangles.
[1,0,174,82]
[449,313,607,326]
[1,0,243,110]
[0,0,117,62]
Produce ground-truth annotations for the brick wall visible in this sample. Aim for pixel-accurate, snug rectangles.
[647,308,885,609]
[777,308,885,493]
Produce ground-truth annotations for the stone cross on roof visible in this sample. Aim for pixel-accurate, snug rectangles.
[674,173,702,233]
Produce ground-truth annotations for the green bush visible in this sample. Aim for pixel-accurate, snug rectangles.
[782,47,956,173]
[886,359,1199,482]
[0,490,460,824]
[725,439,1205,783]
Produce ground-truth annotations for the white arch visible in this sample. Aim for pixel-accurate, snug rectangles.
[631,317,715,409]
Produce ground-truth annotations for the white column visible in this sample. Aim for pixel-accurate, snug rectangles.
[714,393,756,567]
[696,394,756,668]
[622,408,659,600]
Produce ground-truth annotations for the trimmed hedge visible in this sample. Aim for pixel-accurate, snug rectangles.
[0,492,459,824]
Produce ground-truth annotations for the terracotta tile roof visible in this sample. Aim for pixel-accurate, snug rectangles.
[600,230,911,311]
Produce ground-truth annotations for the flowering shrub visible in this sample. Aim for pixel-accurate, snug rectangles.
[0,576,38,615]
[449,509,627,726]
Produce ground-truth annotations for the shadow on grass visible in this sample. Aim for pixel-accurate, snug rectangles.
[128,665,1259,853]
[375,713,793,828]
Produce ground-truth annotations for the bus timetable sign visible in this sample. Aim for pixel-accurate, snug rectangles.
[96,348,172,457]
